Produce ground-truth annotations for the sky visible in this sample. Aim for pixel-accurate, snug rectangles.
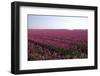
[28,15,88,30]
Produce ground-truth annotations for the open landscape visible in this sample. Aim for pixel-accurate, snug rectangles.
[28,29,88,61]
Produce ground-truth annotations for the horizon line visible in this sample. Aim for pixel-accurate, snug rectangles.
[28,29,88,30]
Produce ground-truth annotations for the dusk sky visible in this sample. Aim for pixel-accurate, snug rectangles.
[28,15,88,30]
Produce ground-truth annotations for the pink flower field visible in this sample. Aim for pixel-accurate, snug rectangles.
[28,29,88,61]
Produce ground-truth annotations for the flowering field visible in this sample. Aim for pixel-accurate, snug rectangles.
[28,29,88,61]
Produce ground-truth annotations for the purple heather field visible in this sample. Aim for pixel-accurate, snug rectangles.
[28,29,88,61]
